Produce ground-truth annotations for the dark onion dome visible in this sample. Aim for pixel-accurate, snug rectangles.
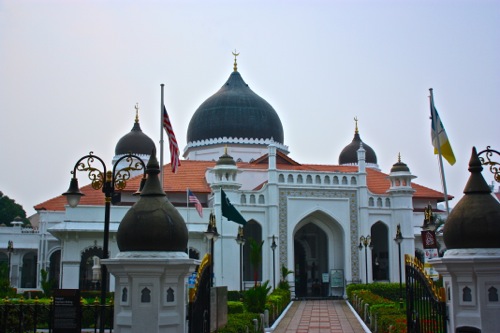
[443,147,500,249]
[186,69,284,145]
[115,112,155,156]
[390,153,410,173]
[339,123,377,165]
[117,151,188,252]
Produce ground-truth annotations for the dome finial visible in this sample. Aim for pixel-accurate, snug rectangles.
[134,103,140,123]
[354,116,359,134]
[398,152,401,163]
[232,49,240,72]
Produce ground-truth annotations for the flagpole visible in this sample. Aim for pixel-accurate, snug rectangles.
[186,188,190,223]
[220,188,224,285]
[160,84,165,189]
[430,88,451,215]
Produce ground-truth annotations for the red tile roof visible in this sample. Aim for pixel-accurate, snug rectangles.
[34,159,450,211]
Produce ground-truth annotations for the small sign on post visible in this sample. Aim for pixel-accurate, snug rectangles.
[52,289,81,333]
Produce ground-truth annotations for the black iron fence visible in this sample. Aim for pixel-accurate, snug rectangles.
[405,254,447,333]
[0,298,113,333]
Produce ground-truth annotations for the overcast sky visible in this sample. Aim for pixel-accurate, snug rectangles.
[1,0,498,217]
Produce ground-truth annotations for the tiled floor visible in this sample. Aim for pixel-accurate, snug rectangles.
[273,300,369,333]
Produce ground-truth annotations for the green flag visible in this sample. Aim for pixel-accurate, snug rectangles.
[221,189,247,225]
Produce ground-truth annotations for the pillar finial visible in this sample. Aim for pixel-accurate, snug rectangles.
[135,103,139,123]
[354,116,359,134]
[232,50,240,72]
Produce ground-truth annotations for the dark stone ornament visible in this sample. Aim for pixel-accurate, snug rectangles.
[443,147,500,249]
[117,151,188,252]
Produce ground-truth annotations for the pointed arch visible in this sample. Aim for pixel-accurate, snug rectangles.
[371,221,390,281]
[243,220,262,283]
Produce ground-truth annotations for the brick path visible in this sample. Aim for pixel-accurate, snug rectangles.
[272,300,369,333]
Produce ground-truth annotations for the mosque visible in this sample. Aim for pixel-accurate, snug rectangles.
[0,57,449,298]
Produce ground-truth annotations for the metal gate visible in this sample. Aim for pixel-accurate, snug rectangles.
[188,253,211,333]
[405,254,447,333]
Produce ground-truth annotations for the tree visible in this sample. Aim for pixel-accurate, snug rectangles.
[0,191,28,226]
[248,237,264,287]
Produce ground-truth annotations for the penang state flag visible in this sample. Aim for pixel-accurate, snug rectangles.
[221,189,247,225]
[163,105,181,173]
[188,189,203,218]
[430,93,456,165]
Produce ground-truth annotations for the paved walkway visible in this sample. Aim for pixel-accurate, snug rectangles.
[272,300,369,333]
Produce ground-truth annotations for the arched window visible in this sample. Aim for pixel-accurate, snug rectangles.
[333,176,339,185]
[278,174,285,183]
[240,195,247,204]
[351,177,357,185]
[306,175,313,184]
[315,175,321,184]
[342,176,348,185]
[324,176,330,184]
[369,197,375,207]
[385,198,391,207]
[287,174,294,183]
[377,198,383,207]
[297,175,303,184]
[243,221,263,283]
[250,195,256,204]
[258,195,265,204]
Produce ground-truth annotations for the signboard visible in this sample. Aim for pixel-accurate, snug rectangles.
[322,273,329,283]
[421,230,437,249]
[52,289,81,333]
[330,269,344,288]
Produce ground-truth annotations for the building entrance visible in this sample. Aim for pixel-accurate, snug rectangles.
[294,223,328,298]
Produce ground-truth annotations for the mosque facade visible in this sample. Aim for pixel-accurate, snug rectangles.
[0,60,449,298]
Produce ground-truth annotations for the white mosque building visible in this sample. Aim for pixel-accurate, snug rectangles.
[0,59,449,297]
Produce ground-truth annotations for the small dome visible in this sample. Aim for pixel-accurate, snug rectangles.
[115,115,155,156]
[390,154,410,173]
[216,148,236,166]
[187,70,284,145]
[117,152,188,252]
[339,131,377,165]
[443,147,500,249]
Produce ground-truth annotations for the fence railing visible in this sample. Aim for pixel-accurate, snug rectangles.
[0,298,113,333]
[405,254,447,333]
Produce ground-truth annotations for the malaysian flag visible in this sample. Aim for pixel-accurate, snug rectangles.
[163,105,181,173]
[187,189,203,218]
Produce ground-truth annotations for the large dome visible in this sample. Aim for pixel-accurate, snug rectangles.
[115,117,155,156]
[186,70,284,145]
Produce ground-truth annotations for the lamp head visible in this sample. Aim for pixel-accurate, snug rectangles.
[62,177,85,208]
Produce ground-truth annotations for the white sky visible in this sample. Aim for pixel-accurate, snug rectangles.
[1,0,498,216]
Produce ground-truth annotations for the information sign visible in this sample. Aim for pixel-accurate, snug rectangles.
[53,289,81,333]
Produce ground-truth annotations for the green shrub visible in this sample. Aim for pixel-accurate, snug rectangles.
[227,290,244,301]
[218,312,261,333]
[377,313,407,333]
[244,281,271,313]
[227,301,245,314]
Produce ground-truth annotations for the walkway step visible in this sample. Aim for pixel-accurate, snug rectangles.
[273,300,368,333]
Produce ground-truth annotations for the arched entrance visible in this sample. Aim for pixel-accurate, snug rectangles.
[293,212,344,298]
[80,246,105,291]
[371,222,389,281]
[21,251,37,288]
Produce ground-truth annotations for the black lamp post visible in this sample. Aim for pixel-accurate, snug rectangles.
[271,235,277,289]
[7,240,13,285]
[63,152,146,333]
[204,212,219,288]
[394,224,404,308]
[358,235,372,284]
[235,226,245,292]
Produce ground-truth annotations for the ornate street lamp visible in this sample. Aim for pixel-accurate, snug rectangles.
[394,224,404,308]
[63,151,146,333]
[235,226,245,292]
[7,240,13,285]
[359,235,372,284]
[204,212,219,288]
[271,235,277,289]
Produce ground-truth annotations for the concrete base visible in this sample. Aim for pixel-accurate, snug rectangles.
[104,251,198,333]
[430,248,500,333]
